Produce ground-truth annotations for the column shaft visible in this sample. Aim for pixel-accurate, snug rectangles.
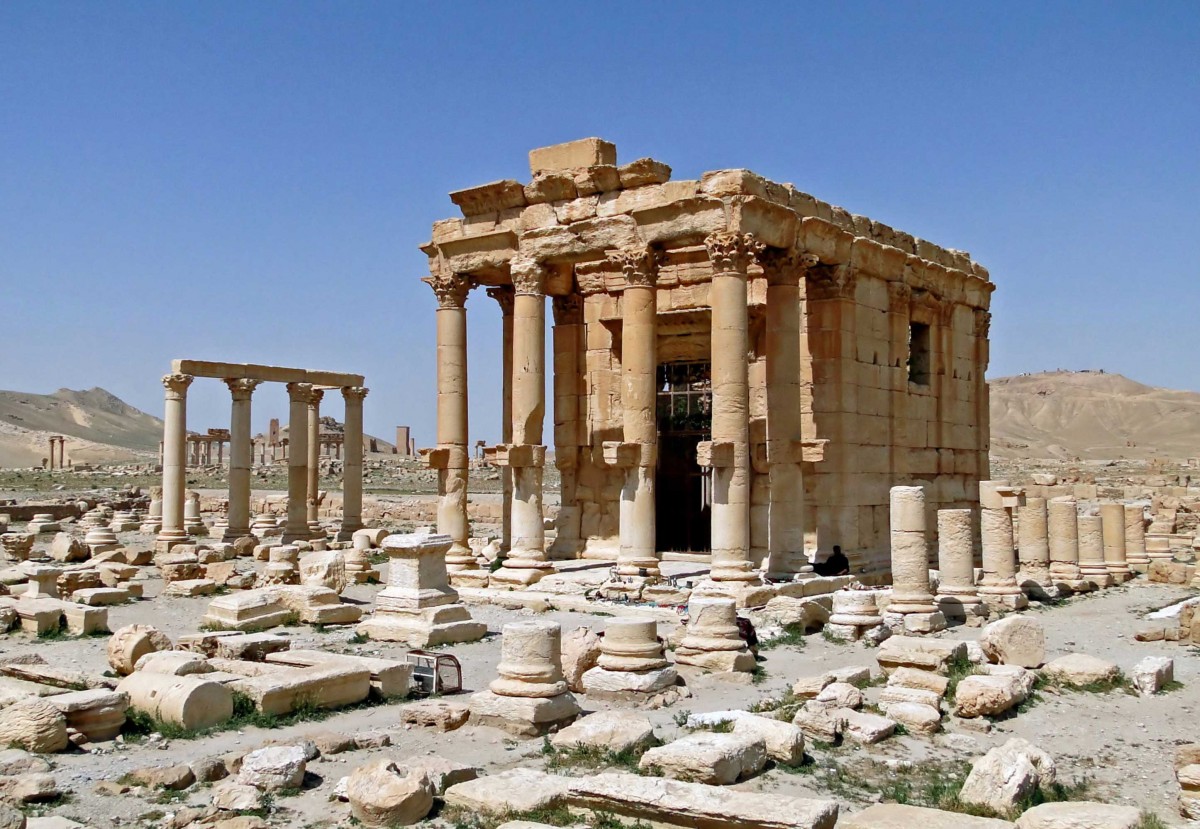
[156,373,193,551]
[339,387,367,539]
[224,379,259,540]
[488,286,515,554]
[306,389,324,536]
[282,382,312,543]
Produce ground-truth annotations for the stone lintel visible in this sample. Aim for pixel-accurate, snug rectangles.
[450,179,527,217]
[530,138,617,175]
[172,360,363,388]
[487,444,546,468]
[726,196,799,250]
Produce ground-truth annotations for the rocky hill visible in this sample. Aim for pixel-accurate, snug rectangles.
[989,370,1200,461]
[0,387,163,467]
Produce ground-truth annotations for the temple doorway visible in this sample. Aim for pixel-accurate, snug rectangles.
[655,361,712,553]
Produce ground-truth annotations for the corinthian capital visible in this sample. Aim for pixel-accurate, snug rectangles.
[486,285,515,315]
[341,386,369,403]
[759,248,819,286]
[224,378,261,401]
[162,373,194,399]
[423,270,472,309]
[608,246,658,289]
[704,232,764,276]
[286,382,314,403]
[510,255,548,296]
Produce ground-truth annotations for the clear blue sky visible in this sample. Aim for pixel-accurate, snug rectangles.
[2,2,1197,446]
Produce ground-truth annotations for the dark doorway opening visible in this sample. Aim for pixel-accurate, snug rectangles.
[655,361,712,553]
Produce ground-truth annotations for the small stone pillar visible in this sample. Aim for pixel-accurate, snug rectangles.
[357,533,485,646]
[343,532,376,584]
[1077,514,1113,588]
[84,525,120,555]
[977,480,1028,611]
[581,619,679,703]
[282,383,313,544]
[1123,504,1150,573]
[469,620,580,736]
[492,257,553,588]
[140,490,163,535]
[183,491,205,535]
[826,588,885,640]
[1017,496,1057,597]
[1099,502,1133,583]
[936,508,985,624]
[156,373,193,553]
[23,565,62,600]
[673,596,755,673]
[337,386,368,541]
[1047,496,1084,590]
[885,486,945,633]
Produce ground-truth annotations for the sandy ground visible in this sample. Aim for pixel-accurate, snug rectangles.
[2,528,1195,827]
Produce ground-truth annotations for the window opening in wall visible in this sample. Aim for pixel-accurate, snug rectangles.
[908,322,931,385]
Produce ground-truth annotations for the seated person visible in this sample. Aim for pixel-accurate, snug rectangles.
[812,544,850,577]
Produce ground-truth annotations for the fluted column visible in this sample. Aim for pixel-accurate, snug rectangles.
[702,232,762,586]
[306,388,325,537]
[613,247,659,578]
[762,249,815,580]
[487,285,515,555]
[156,373,193,552]
[494,256,552,587]
[282,382,313,543]
[339,386,368,540]
[223,378,260,541]
[424,270,473,566]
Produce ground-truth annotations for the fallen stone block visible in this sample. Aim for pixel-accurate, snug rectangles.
[62,604,108,636]
[0,699,68,753]
[107,624,172,676]
[162,578,217,597]
[404,756,477,795]
[117,672,233,731]
[638,732,767,784]
[398,700,470,732]
[1131,656,1174,696]
[237,745,307,791]
[443,768,569,815]
[877,636,967,675]
[1013,801,1141,828]
[215,633,292,661]
[550,710,657,755]
[44,689,127,742]
[792,705,845,743]
[223,664,371,716]
[70,587,130,606]
[731,714,806,764]
[959,738,1057,814]
[565,772,839,829]
[954,674,1028,719]
[839,803,1013,828]
[840,709,896,744]
[1042,654,1121,687]
[264,649,411,699]
[884,701,942,735]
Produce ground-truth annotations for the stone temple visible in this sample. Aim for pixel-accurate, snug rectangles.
[420,138,993,588]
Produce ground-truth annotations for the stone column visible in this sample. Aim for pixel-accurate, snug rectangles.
[156,373,193,553]
[701,232,763,588]
[1100,502,1132,582]
[47,438,55,470]
[487,285,515,555]
[305,388,324,537]
[1124,503,1150,572]
[936,507,984,623]
[338,386,368,540]
[886,485,945,632]
[1077,514,1113,587]
[762,250,814,580]
[222,378,260,541]
[613,247,658,579]
[493,256,552,588]
[424,270,474,570]
[282,382,312,544]
[549,293,583,559]
[59,439,66,469]
[1048,496,1083,586]
[977,480,1028,610]
[1017,495,1054,592]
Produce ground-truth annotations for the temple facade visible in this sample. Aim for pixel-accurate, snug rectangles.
[420,138,992,583]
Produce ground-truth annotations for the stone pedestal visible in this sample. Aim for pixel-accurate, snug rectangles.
[1124,504,1150,572]
[977,481,1028,611]
[26,514,60,534]
[251,514,280,538]
[469,620,580,736]
[885,486,945,633]
[1047,497,1086,590]
[827,588,885,640]
[581,619,679,704]
[1100,503,1133,583]
[1077,515,1113,588]
[356,533,485,646]
[935,508,986,624]
[184,493,206,536]
[84,527,121,555]
[23,565,62,599]
[674,597,755,673]
[343,536,376,585]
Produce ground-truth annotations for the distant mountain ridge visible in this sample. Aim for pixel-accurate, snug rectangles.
[989,370,1200,461]
[0,386,163,467]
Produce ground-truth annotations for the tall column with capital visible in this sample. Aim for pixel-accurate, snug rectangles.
[613,247,659,579]
[550,293,583,558]
[762,249,815,580]
[424,270,474,568]
[338,386,368,540]
[306,388,325,537]
[223,378,260,541]
[487,285,515,554]
[282,382,313,543]
[156,373,194,552]
[493,256,552,587]
[700,232,763,588]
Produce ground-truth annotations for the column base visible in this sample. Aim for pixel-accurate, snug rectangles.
[978,591,1029,611]
[357,603,486,647]
[580,665,681,703]
[673,645,755,673]
[281,527,311,545]
[154,532,188,554]
[335,522,364,543]
[883,610,947,634]
[489,565,552,589]
[219,528,253,543]
[468,689,580,738]
[449,569,492,589]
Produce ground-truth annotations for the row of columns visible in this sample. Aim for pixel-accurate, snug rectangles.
[154,374,368,551]
[185,437,226,467]
[45,436,67,470]
[427,231,809,591]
